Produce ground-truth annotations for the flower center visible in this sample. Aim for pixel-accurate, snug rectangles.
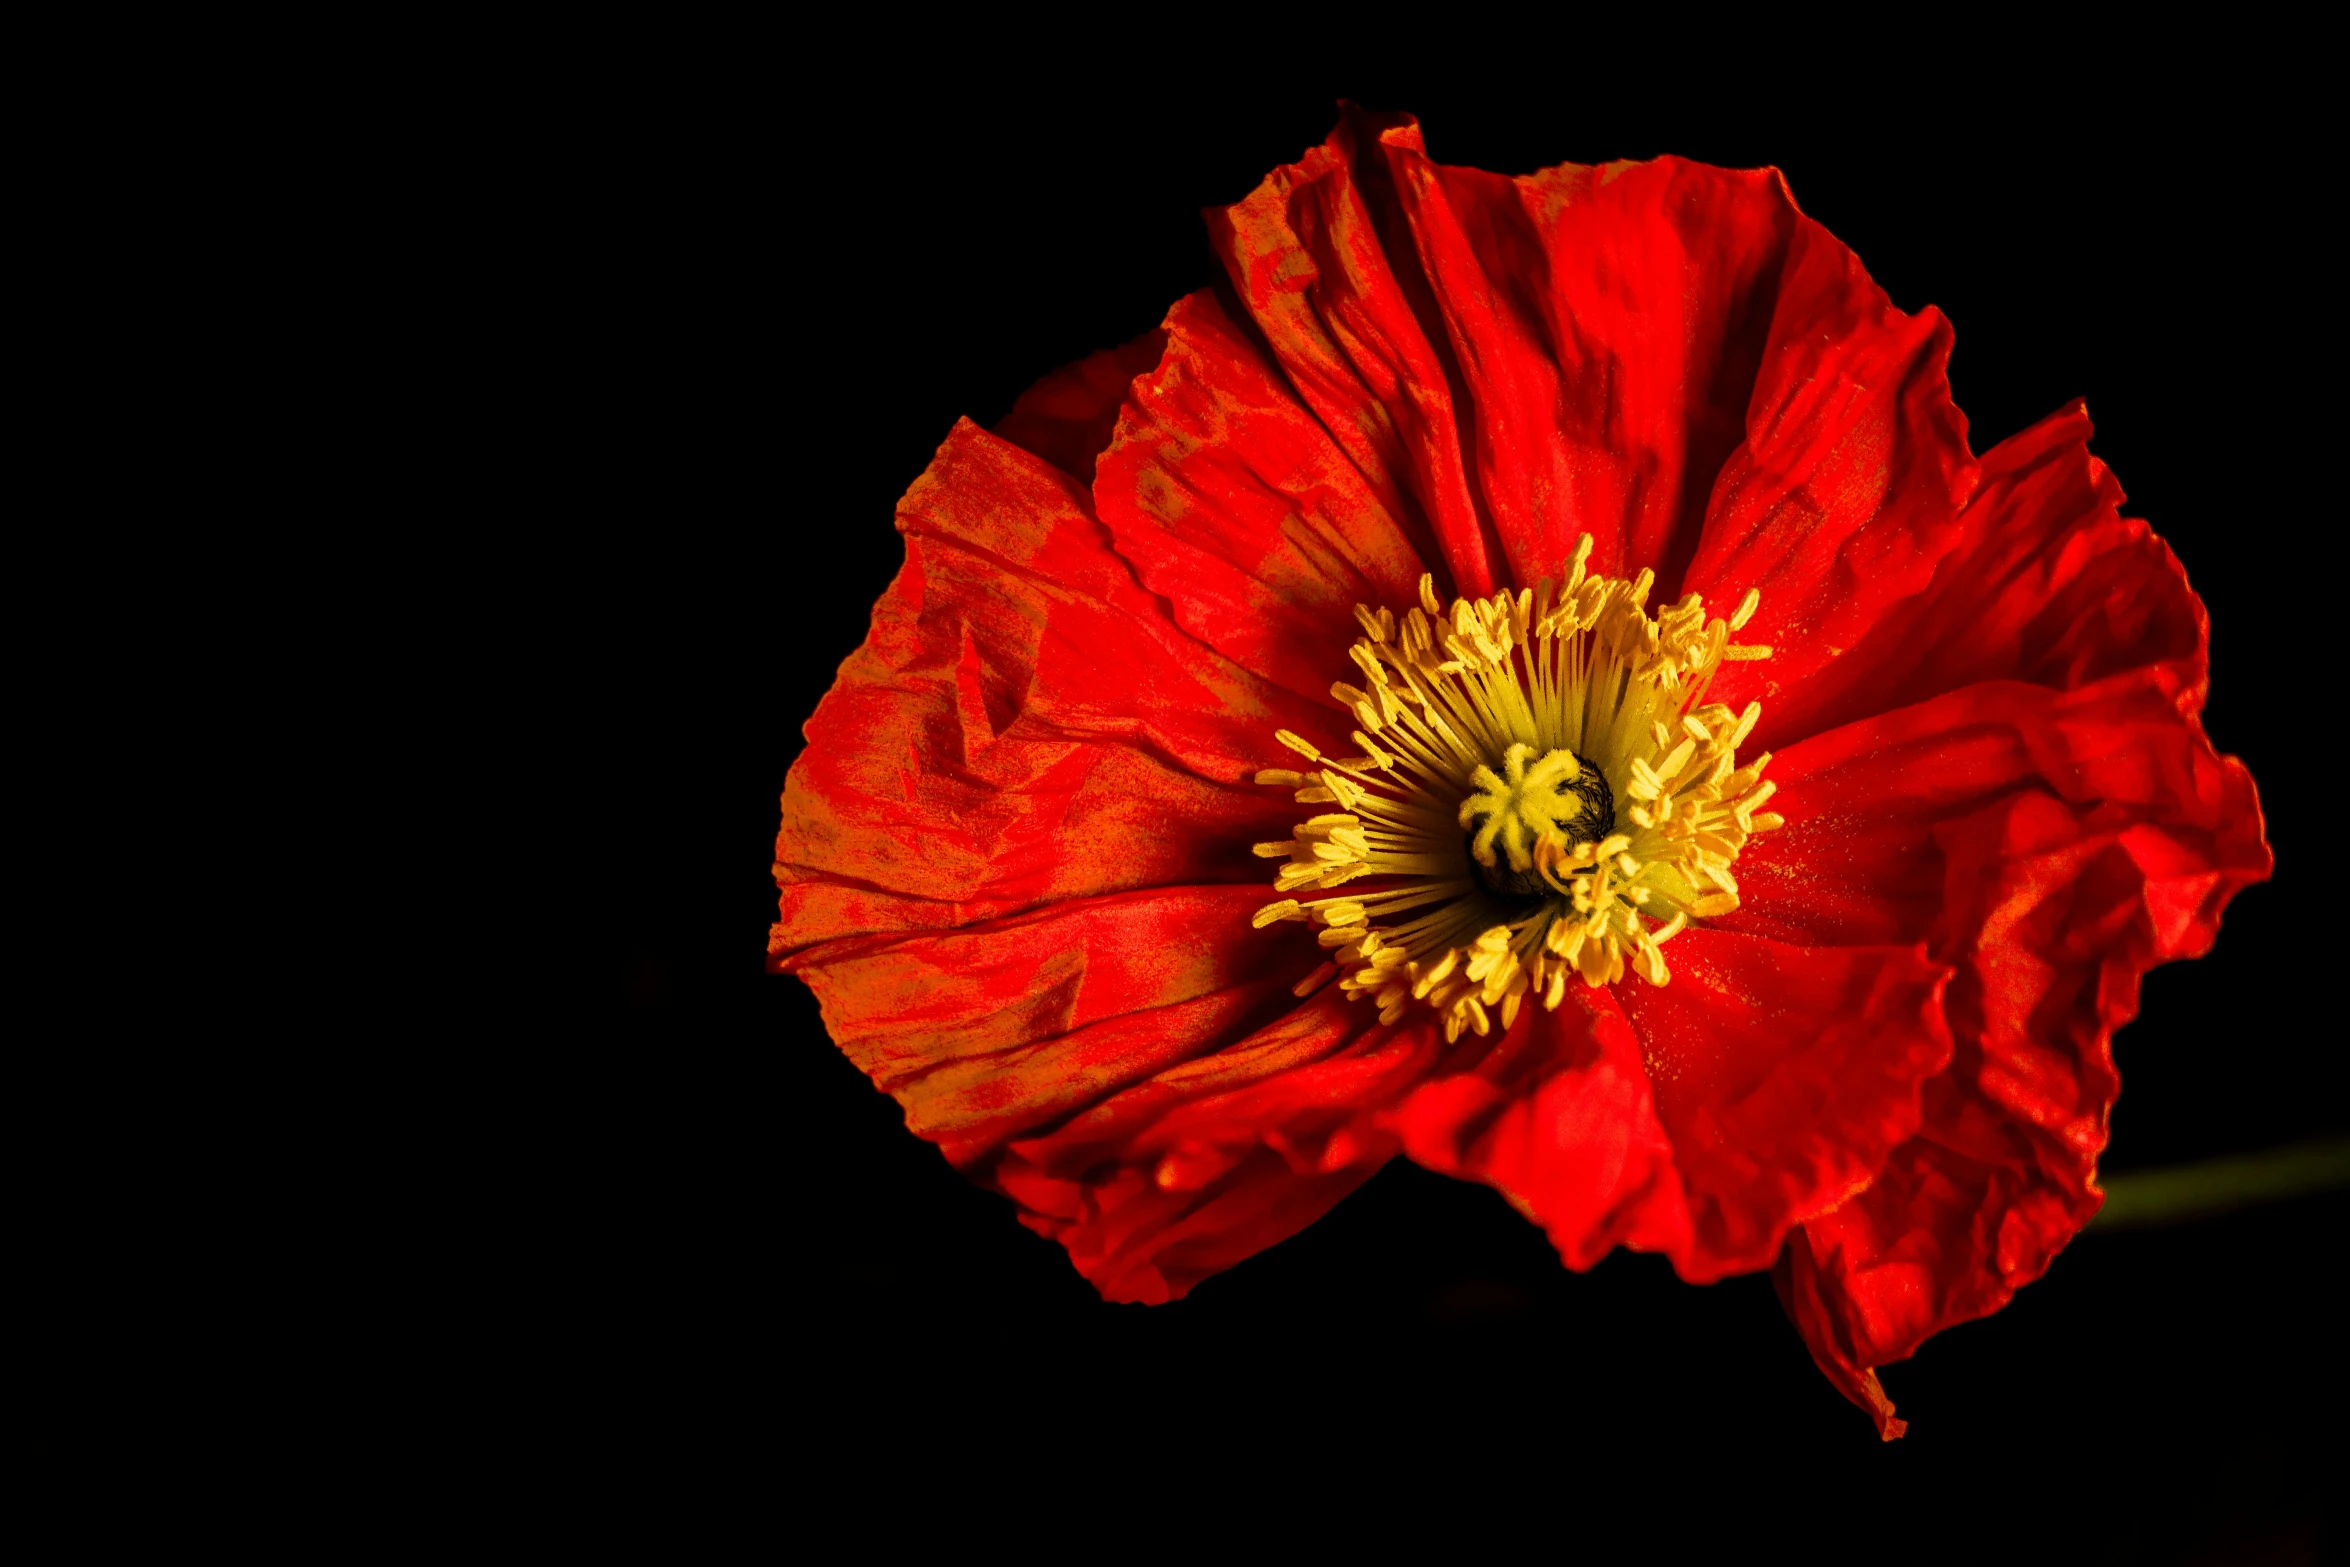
[1461,743,1615,900]
[1249,533,1783,1043]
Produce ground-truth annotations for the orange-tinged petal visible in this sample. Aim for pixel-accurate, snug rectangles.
[1204,107,1501,598]
[791,884,1314,1169]
[992,327,1167,485]
[772,420,1349,957]
[1095,289,1432,702]
[995,990,1439,1302]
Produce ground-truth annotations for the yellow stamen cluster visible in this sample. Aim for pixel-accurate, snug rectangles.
[1251,534,1784,1043]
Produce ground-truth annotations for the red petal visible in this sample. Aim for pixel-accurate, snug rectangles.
[1367,932,1948,1289]
[1095,290,1433,701]
[772,420,1347,957]
[778,422,1429,1297]
[1612,931,1954,1281]
[995,991,1441,1302]
[1681,224,1977,717]
[1728,673,2268,1432]
[1197,105,1977,661]
[792,885,1312,1169]
[1756,400,2210,749]
[1381,984,1693,1269]
[1369,133,1802,592]
[1731,670,2263,952]
[1204,107,1502,598]
[991,328,1168,484]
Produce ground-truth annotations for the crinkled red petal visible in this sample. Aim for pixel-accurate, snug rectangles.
[1095,289,1432,702]
[1204,107,1503,599]
[997,991,1441,1302]
[1346,930,1952,1290]
[772,421,1348,957]
[1366,129,1800,595]
[1729,669,2267,1433]
[1612,931,1953,1280]
[993,327,1168,484]
[1678,220,1976,717]
[1191,105,1974,653]
[794,885,1310,1169]
[1379,985,1690,1269]
[775,419,1415,1289]
[1755,400,2210,750]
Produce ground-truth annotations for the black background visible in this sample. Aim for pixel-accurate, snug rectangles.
[578,65,2339,1560]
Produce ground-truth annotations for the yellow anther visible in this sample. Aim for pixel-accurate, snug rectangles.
[1413,948,1459,996]
[1250,532,1786,1024]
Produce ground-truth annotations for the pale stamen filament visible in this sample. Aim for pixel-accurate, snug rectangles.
[1252,532,1782,1041]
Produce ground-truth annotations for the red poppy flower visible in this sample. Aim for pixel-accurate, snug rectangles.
[769,107,2269,1437]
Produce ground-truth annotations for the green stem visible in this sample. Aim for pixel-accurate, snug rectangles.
[2091,1137,2350,1230]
